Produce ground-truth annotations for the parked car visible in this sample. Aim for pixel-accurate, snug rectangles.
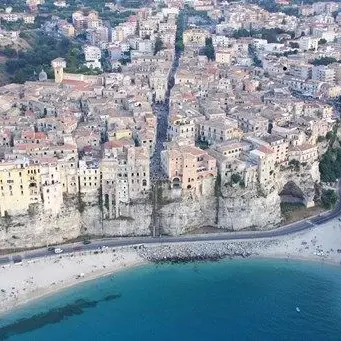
[54,248,63,254]
[13,256,23,264]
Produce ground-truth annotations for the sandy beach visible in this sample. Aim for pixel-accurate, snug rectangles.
[0,247,146,317]
[1,217,341,317]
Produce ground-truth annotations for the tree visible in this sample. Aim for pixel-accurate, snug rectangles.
[326,131,333,140]
[289,42,299,49]
[154,36,164,55]
[317,135,325,143]
[289,159,300,171]
[175,10,186,53]
[232,28,250,38]
[321,189,337,209]
[319,147,341,182]
[231,173,242,184]
[2,47,16,58]
[203,37,215,61]
[318,38,327,45]
[311,57,337,66]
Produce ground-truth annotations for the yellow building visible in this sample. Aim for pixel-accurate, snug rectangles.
[0,160,41,217]
[215,48,233,65]
[183,28,210,48]
[51,58,66,84]
[108,128,133,141]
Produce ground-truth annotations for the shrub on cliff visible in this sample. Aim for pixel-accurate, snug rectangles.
[321,189,337,209]
[319,148,341,182]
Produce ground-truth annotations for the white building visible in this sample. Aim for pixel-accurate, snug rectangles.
[84,45,102,70]
[299,36,318,51]
[312,65,335,83]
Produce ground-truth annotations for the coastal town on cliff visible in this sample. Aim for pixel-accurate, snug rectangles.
[0,1,340,267]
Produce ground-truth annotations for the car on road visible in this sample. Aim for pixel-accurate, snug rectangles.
[54,248,63,254]
[13,256,23,264]
[47,247,55,252]
[83,240,91,245]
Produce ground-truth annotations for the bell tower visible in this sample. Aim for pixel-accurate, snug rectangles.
[51,58,66,84]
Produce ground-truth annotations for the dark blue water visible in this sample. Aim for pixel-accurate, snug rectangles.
[1,259,341,341]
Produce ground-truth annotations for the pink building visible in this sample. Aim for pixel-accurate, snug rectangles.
[161,145,217,190]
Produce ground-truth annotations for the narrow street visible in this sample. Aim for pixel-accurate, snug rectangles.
[150,51,181,182]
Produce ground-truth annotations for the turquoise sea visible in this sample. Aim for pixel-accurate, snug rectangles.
[0,259,341,341]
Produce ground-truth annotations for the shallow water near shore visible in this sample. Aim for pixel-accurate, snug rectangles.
[1,258,341,341]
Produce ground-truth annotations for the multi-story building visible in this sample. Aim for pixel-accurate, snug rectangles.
[183,28,210,48]
[299,36,318,51]
[198,118,243,145]
[84,46,102,70]
[0,159,41,216]
[161,145,217,193]
[167,115,196,145]
[312,66,335,84]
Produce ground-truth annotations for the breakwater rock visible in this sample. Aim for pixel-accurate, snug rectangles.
[136,241,273,264]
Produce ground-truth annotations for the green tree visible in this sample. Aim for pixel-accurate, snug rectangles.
[154,36,164,55]
[289,42,299,49]
[318,38,327,45]
[175,10,186,53]
[231,173,242,184]
[319,148,341,182]
[203,37,215,61]
[311,57,337,66]
[2,47,16,58]
[326,131,333,140]
[321,189,337,209]
[232,28,250,38]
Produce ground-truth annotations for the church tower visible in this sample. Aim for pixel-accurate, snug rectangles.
[51,58,66,84]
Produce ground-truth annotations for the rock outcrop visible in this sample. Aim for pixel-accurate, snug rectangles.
[0,165,321,249]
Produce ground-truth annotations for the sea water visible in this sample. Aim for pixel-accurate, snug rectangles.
[0,259,341,341]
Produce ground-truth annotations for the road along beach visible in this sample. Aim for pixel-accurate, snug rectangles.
[0,218,341,316]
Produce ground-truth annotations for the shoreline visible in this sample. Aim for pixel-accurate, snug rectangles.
[6,260,147,317]
[0,248,147,319]
[1,218,341,319]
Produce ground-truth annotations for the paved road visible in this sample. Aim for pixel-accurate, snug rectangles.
[1,181,340,265]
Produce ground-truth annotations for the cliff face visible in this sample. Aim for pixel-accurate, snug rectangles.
[0,166,320,249]
[218,187,282,231]
[82,202,153,237]
[278,161,320,208]
[0,204,82,250]
[158,192,217,235]
[0,200,153,250]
